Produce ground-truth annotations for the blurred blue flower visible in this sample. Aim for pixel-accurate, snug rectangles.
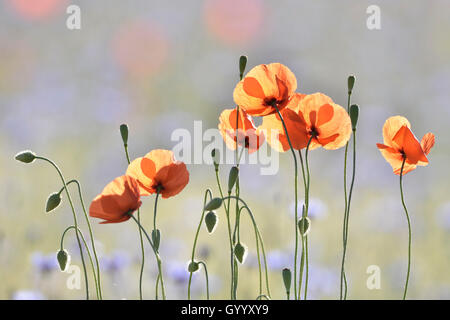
[166,261,191,285]
[266,250,292,271]
[31,252,58,273]
[290,198,328,220]
[100,251,130,273]
[12,290,45,300]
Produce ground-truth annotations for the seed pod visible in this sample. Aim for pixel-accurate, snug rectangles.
[350,104,359,131]
[282,268,292,294]
[15,150,36,163]
[204,197,223,211]
[298,217,311,236]
[239,55,248,80]
[348,75,355,94]
[152,229,161,251]
[57,249,70,272]
[205,211,218,234]
[228,166,239,193]
[120,124,129,145]
[188,261,199,273]
[46,192,61,213]
[234,242,247,264]
[211,149,220,170]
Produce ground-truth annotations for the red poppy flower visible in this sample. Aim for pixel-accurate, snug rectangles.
[218,107,265,153]
[126,149,189,198]
[260,93,351,151]
[233,63,297,116]
[376,116,435,175]
[89,175,142,224]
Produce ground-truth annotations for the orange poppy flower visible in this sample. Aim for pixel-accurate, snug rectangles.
[218,107,265,153]
[376,116,435,175]
[89,175,142,224]
[233,63,297,116]
[260,93,352,152]
[126,149,189,198]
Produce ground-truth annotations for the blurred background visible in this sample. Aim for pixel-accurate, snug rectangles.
[1,0,449,300]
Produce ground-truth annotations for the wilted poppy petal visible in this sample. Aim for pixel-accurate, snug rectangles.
[421,132,435,155]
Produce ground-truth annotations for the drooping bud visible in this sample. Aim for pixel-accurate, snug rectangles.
[227,166,239,193]
[239,55,248,80]
[15,150,36,163]
[348,75,355,94]
[205,197,223,211]
[350,104,359,131]
[120,124,129,145]
[46,192,62,213]
[234,242,247,264]
[188,261,199,273]
[211,149,220,171]
[282,268,292,295]
[205,211,218,234]
[298,216,311,236]
[152,229,161,251]
[57,249,70,272]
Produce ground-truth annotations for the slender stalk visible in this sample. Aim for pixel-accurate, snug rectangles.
[59,180,102,299]
[233,105,241,299]
[152,190,163,298]
[122,143,145,300]
[128,213,166,299]
[187,189,212,299]
[273,106,299,300]
[399,158,411,300]
[60,225,98,296]
[35,156,89,299]
[198,261,210,300]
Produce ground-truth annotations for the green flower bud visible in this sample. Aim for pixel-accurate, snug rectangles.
[348,75,355,94]
[298,216,311,236]
[227,166,239,193]
[120,124,129,145]
[234,242,247,264]
[204,197,222,211]
[188,261,199,273]
[239,55,248,80]
[15,150,36,163]
[46,192,61,213]
[205,211,218,234]
[211,149,220,170]
[57,249,70,272]
[152,229,161,251]
[282,268,292,294]
[350,104,359,131]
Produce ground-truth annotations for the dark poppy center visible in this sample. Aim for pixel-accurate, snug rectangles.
[152,183,164,193]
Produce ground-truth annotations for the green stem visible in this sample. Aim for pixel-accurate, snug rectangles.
[187,189,212,299]
[399,158,411,300]
[35,156,89,299]
[128,213,166,300]
[60,225,98,295]
[198,261,210,300]
[59,180,102,299]
[153,190,162,298]
[273,106,299,300]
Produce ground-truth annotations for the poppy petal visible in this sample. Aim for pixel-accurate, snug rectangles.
[243,77,266,99]
[421,132,435,155]
[392,125,428,164]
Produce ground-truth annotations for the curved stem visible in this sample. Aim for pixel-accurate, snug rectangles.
[59,180,102,299]
[122,143,146,300]
[198,261,210,300]
[399,158,411,300]
[128,213,166,300]
[273,106,299,300]
[36,156,89,299]
[187,189,212,299]
[60,225,98,294]
[152,190,163,298]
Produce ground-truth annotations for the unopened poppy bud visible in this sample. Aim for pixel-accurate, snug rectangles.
[350,104,359,131]
[348,75,355,94]
[120,124,129,145]
[211,149,220,170]
[282,268,292,294]
[188,261,199,273]
[234,242,247,264]
[152,229,161,251]
[239,55,248,80]
[57,249,70,272]
[298,216,311,236]
[15,150,36,163]
[228,166,239,193]
[205,211,218,234]
[205,197,222,211]
[46,192,61,213]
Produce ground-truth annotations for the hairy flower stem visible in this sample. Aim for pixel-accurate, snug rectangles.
[35,156,90,299]
[122,142,145,300]
[399,158,412,300]
[273,106,299,300]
